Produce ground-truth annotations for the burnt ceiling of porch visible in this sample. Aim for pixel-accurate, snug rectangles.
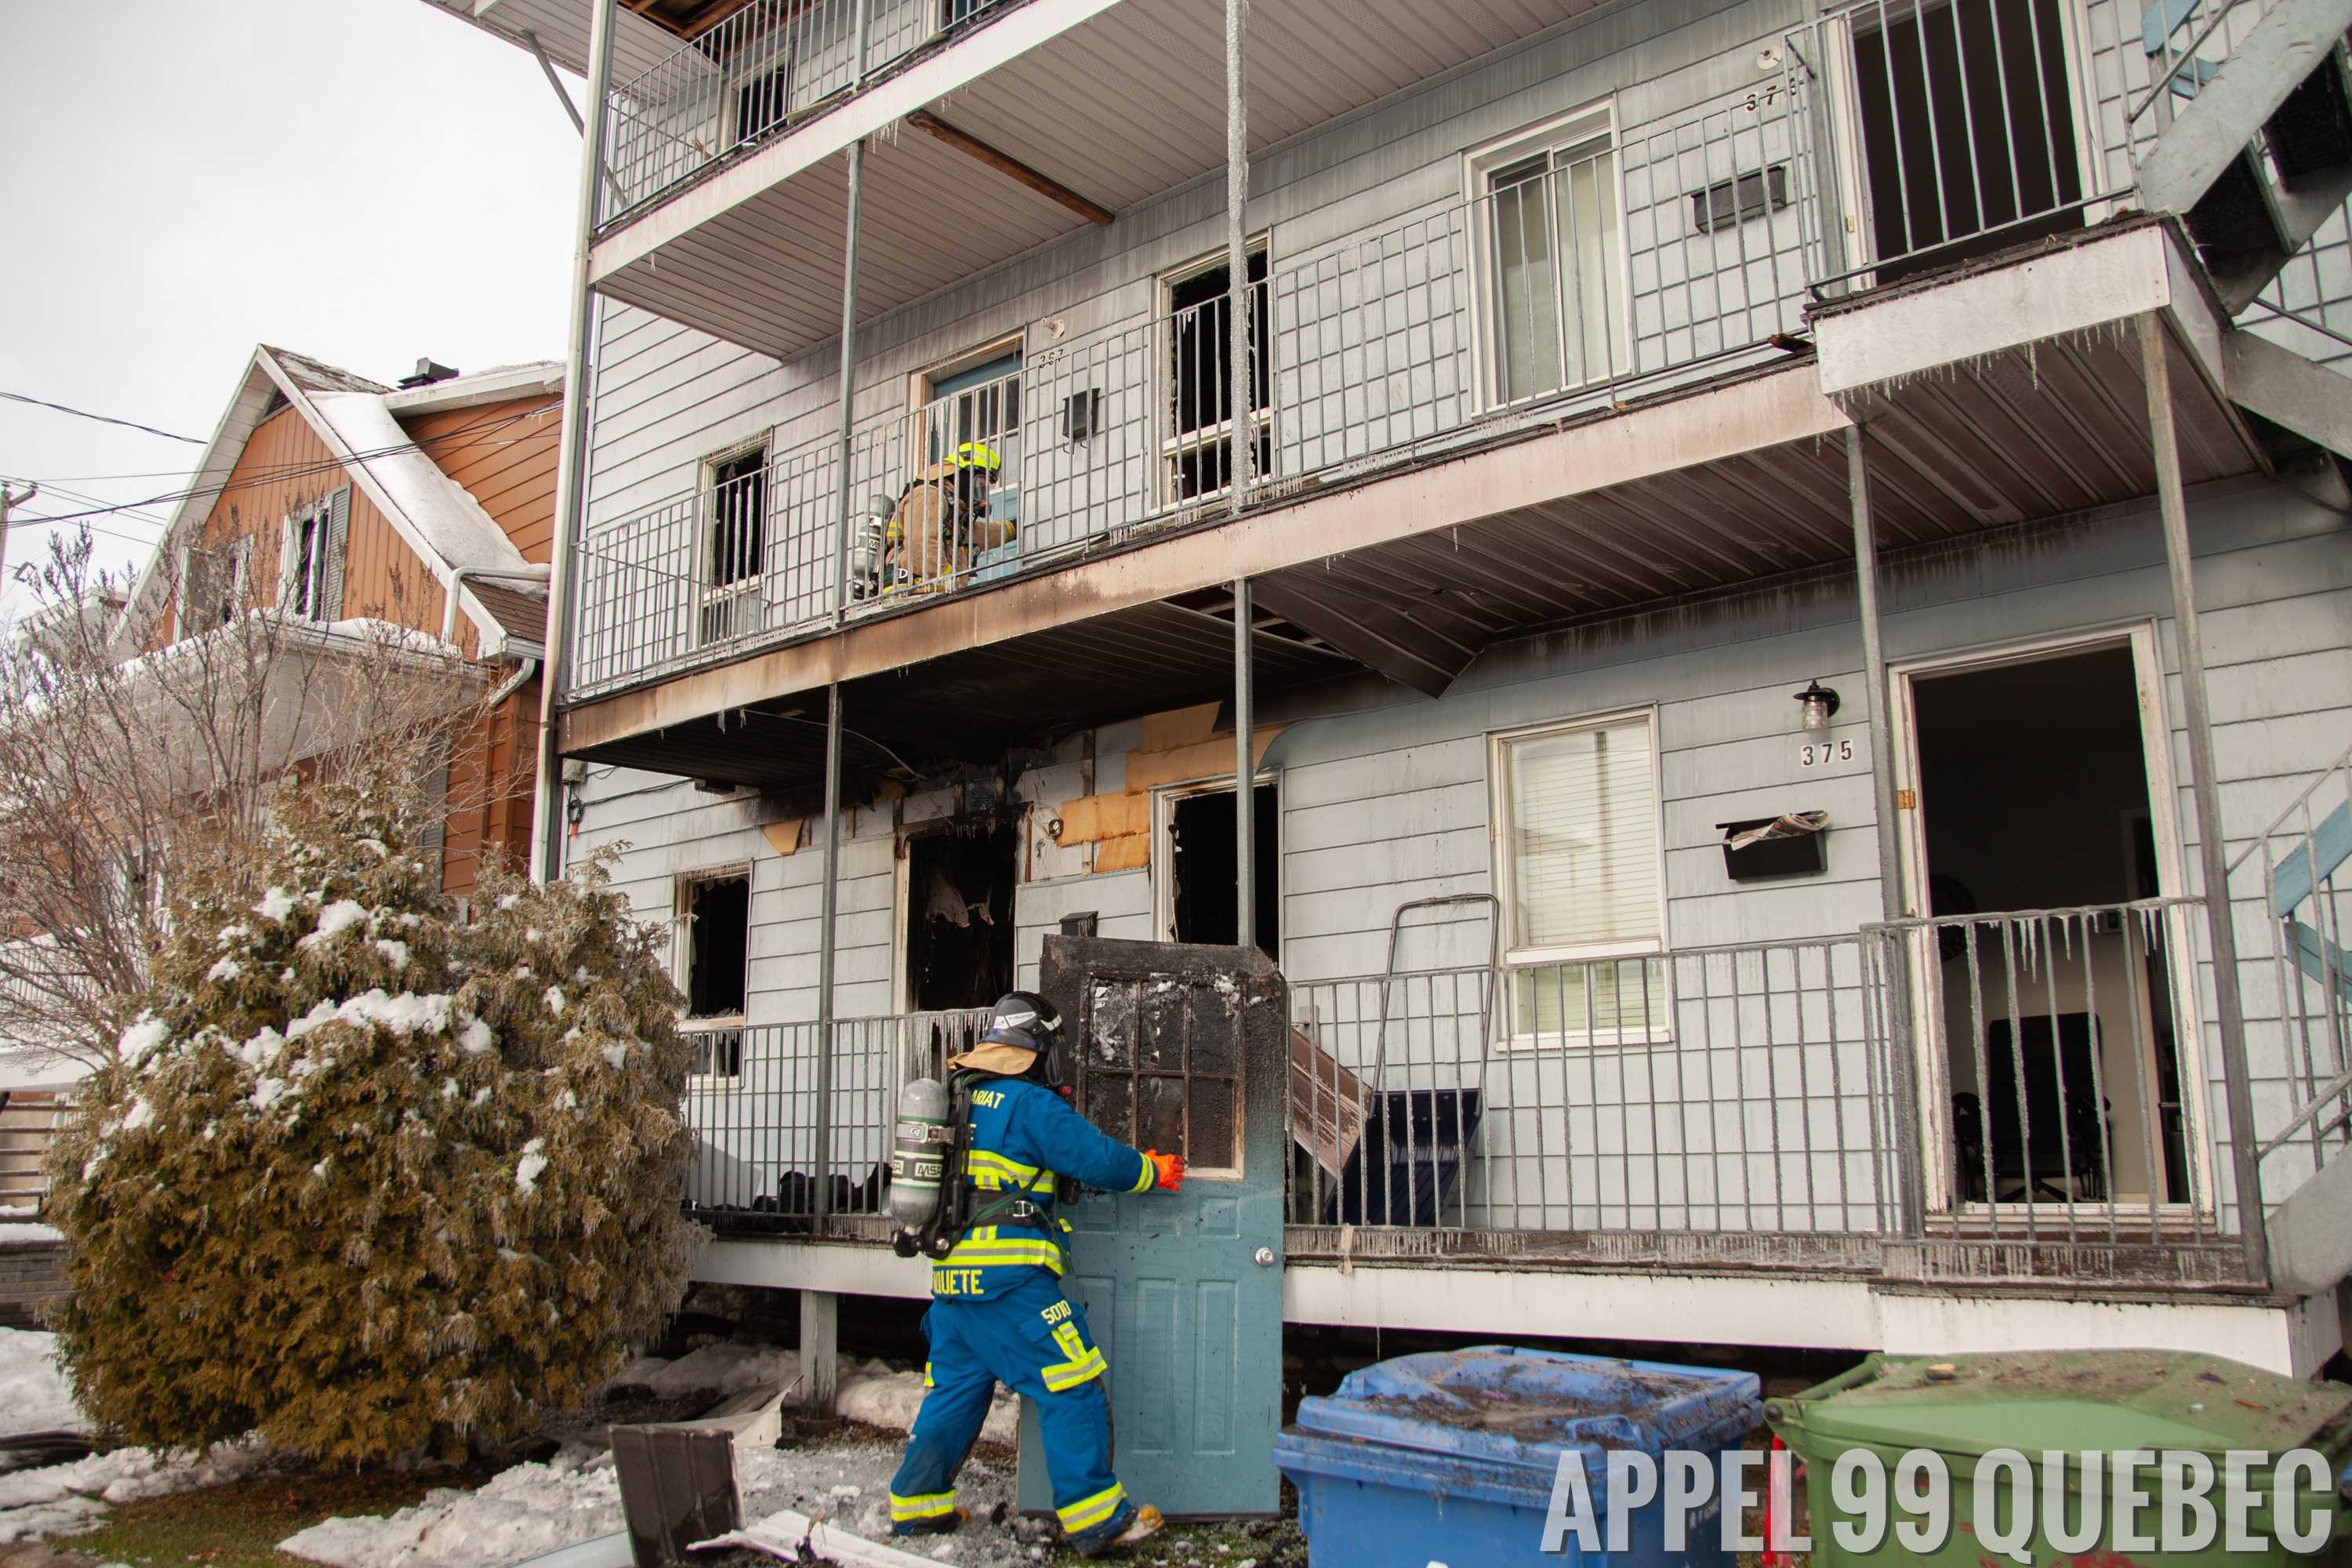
[568,325,2259,789]
[566,595,1353,800]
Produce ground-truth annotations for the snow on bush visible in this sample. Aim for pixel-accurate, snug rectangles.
[43,775,702,1464]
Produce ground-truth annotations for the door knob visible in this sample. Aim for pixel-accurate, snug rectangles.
[1254,1247,1275,1267]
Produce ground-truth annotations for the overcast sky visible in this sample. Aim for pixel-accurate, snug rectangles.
[0,0,581,616]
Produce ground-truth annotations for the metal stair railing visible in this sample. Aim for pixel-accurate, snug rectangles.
[2227,739,2352,1203]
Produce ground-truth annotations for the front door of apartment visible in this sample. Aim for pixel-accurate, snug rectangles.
[1022,935,1285,1519]
[1893,629,2205,1214]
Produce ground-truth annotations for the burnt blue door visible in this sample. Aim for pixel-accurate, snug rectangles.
[1019,936,1286,1519]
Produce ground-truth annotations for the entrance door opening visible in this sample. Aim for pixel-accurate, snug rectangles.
[905,823,1018,1014]
[1166,782,1279,960]
[1909,641,2191,1207]
[1849,0,2086,283]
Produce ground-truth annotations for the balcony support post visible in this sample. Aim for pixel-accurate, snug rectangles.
[1846,423,1920,1236]
[2140,310,2269,1287]
[831,139,866,625]
[814,680,845,1227]
[1225,0,1252,521]
[532,0,619,884]
[1226,0,1256,951]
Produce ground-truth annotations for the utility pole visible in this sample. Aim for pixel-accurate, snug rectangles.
[0,481,36,582]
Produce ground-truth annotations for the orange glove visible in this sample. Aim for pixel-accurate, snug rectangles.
[1145,1149,1186,1192]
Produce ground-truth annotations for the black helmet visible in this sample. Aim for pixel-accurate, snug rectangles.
[981,990,1066,1085]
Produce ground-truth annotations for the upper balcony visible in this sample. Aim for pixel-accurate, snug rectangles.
[580,0,1645,359]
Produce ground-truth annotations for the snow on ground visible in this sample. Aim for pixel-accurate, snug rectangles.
[0,1221,64,1243]
[282,1354,1020,1568]
[282,1437,1053,1568]
[0,1328,83,1439]
[0,1439,276,1544]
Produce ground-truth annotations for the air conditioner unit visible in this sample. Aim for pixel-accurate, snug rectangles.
[698,581,763,647]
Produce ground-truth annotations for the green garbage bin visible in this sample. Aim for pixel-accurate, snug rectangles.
[1767,1351,2352,1568]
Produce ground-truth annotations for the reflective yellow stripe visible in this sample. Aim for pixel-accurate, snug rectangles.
[1042,1347,1108,1392]
[891,1491,957,1522]
[935,1241,1065,1274]
[968,1151,1047,1185]
[922,1361,934,1389]
[1058,1483,1126,1532]
[1130,1156,1156,1193]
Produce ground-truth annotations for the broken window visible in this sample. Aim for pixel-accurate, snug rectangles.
[679,869,750,1076]
[1163,781,1279,960]
[1162,245,1270,503]
[1080,975,1243,1176]
[1491,712,1666,1040]
[903,823,1017,1013]
[700,444,768,645]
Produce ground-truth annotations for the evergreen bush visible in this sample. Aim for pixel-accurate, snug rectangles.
[45,777,699,1463]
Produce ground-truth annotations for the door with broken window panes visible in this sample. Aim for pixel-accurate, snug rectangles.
[1020,937,1284,1519]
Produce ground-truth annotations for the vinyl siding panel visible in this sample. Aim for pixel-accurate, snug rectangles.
[398,394,564,564]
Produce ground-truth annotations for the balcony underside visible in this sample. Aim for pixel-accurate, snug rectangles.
[560,286,2260,791]
[419,0,690,82]
[592,0,1617,357]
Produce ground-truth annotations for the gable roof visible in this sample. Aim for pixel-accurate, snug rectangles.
[111,347,557,661]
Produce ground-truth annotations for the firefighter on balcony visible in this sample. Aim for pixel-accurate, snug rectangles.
[886,990,1181,1557]
[878,439,1002,595]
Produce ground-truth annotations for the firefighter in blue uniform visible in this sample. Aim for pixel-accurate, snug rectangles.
[888,992,1183,1556]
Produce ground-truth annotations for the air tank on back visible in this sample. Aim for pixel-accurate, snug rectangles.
[887,1076,952,1230]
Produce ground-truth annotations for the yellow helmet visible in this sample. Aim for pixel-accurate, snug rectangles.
[953,441,1001,474]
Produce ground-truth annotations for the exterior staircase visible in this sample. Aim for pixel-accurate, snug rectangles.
[2233,745,2352,1294]
[2139,0,2352,313]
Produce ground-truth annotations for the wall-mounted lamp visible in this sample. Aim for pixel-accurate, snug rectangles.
[1794,678,1842,735]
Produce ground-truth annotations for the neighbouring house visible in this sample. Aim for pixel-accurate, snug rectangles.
[429,0,2352,1452]
[0,347,565,1194]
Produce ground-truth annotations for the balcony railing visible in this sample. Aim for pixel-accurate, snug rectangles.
[571,74,1826,698]
[601,0,1018,220]
[673,902,2288,1284]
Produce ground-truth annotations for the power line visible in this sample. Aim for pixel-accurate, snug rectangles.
[0,390,203,445]
[12,406,555,528]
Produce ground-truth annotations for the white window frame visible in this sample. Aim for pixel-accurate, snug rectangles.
[279,500,332,621]
[697,437,769,646]
[674,863,753,1080]
[1487,707,1670,1047]
[1463,103,1634,413]
[1156,235,1272,510]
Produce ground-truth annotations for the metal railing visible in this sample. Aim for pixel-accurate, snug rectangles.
[601,0,1017,220]
[1858,898,2250,1265]
[1283,939,1900,1240]
[2230,741,2352,1210]
[681,1007,986,1230]
[569,74,1824,697]
[1816,0,2118,289]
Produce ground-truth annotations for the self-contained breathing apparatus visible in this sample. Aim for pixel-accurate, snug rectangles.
[888,991,1076,1259]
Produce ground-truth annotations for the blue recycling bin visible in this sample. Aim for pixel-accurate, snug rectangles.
[1273,1345,1762,1568]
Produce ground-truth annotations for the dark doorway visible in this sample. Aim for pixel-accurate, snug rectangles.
[1167,782,1279,960]
[1911,642,2187,1205]
[1851,0,2085,282]
[905,823,1018,1012]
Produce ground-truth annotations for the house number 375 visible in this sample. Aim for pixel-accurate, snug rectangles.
[1798,738,1856,768]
